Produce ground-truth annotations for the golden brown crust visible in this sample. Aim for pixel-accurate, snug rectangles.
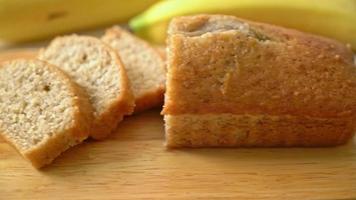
[90,46,135,140]
[24,123,87,169]
[134,86,165,113]
[165,114,355,148]
[163,15,356,147]
[41,59,94,139]
[0,59,93,168]
[163,15,356,120]
[102,27,166,113]
[154,45,166,61]
[154,45,167,75]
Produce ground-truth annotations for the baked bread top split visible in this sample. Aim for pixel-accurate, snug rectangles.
[163,15,356,120]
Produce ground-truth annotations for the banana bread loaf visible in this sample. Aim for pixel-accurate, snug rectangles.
[163,15,356,147]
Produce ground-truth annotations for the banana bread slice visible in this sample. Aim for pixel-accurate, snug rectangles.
[163,15,356,147]
[0,59,93,168]
[38,35,135,139]
[102,27,166,112]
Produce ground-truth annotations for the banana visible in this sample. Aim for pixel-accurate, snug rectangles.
[0,0,160,43]
[130,0,356,49]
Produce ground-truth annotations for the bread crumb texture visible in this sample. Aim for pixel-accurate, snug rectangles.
[39,35,134,139]
[39,35,124,116]
[0,59,92,168]
[0,60,75,150]
[165,114,354,147]
[102,27,165,111]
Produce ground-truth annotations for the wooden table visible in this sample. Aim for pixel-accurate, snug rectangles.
[0,109,355,200]
[0,48,355,200]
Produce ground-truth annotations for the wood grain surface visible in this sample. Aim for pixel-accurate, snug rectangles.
[0,50,355,200]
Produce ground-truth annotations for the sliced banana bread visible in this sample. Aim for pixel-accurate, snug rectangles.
[38,35,134,139]
[102,27,166,112]
[163,15,356,147]
[0,59,93,168]
[155,45,166,62]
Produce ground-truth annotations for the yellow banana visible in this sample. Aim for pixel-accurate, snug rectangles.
[130,0,356,49]
[0,0,160,43]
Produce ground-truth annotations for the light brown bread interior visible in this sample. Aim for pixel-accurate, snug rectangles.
[102,27,166,112]
[38,35,134,139]
[164,15,356,147]
[0,59,93,168]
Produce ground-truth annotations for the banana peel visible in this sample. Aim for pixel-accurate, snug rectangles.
[130,0,356,50]
[0,0,160,43]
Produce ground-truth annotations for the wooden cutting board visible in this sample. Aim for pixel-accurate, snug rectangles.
[0,50,355,200]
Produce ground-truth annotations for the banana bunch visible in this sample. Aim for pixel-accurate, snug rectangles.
[130,0,356,49]
[0,0,160,43]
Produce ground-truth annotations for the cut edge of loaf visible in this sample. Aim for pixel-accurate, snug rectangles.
[102,27,166,113]
[154,45,167,61]
[0,59,93,168]
[90,51,135,139]
[135,85,165,113]
[38,35,135,140]
[164,114,355,148]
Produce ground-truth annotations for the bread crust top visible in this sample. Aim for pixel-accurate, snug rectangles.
[163,15,356,119]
